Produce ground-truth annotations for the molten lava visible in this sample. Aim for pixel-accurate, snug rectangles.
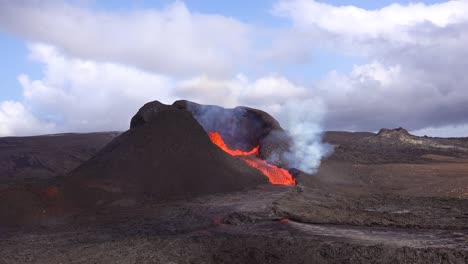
[208,132,259,156]
[208,132,295,186]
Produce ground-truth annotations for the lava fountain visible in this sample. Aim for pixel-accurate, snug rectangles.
[208,132,296,186]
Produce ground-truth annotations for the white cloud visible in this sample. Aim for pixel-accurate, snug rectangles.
[14,43,175,133]
[0,101,54,137]
[0,1,252,77]
[176,74,308,108]
[350,62,401,87]
[273,0,468,41]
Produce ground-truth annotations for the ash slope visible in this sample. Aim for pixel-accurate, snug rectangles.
[63,101,268,207]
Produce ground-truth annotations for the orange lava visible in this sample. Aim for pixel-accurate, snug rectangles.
[208,131,259,156]
[208,131,295,186]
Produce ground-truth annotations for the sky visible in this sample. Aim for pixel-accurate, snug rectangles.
[0,0,467,137]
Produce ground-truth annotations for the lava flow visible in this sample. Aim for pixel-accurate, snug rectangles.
[208,132,296,186]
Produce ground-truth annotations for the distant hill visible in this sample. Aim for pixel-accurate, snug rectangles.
[0,132,119,188]
[328,127,468,164]
[322,131,375,145]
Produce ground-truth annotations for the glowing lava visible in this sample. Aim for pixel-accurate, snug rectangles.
[208,132,259,156]
[208,131,296,186]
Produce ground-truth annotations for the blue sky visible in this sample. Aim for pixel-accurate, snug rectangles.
[0,32,41,101]
[0,0,467,137]
[92,0,447,16]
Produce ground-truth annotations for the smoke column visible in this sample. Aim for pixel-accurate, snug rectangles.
[273,99,331,174]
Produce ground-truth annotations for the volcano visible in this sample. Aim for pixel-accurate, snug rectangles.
[62,100,295,208]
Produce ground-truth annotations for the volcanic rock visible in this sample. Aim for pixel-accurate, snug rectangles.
[63,101,268,208]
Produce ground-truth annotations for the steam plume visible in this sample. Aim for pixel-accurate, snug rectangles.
[274,99,331,174]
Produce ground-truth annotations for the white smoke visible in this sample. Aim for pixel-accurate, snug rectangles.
[273,99,331,174]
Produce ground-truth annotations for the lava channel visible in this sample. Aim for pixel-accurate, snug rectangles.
[208,131,296,186]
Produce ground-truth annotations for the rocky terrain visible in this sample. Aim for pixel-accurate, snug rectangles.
[1,101,468,263]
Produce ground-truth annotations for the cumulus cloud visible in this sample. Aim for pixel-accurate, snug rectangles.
[315,59,468,132]
[0,101,54,136]
[176,74,308,109]
[0,1,252,77]
[273,0,468,41]
[11,43,176,134]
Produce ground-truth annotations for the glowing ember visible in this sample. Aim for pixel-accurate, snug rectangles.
[208,131,296,186]
[41,186,60,199]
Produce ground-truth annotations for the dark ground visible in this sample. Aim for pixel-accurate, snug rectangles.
[1,107,468,263]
